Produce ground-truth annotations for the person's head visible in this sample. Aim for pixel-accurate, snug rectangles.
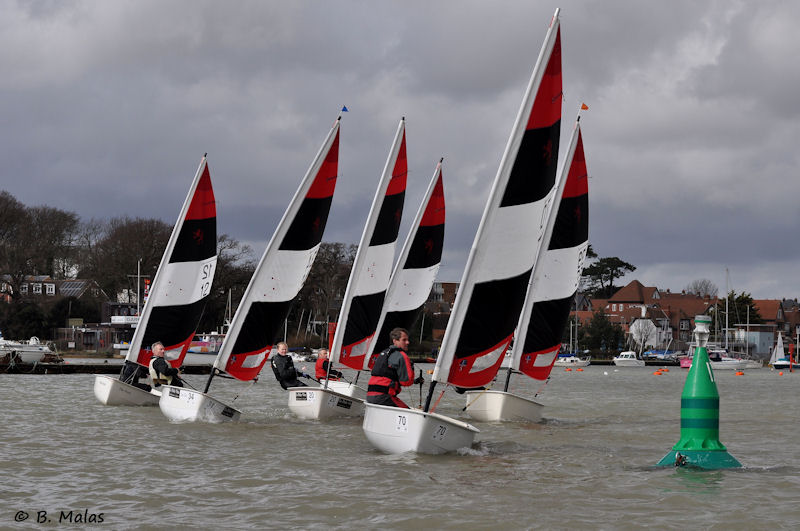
[276,342,289,356]
[151,341,165,357]
[390,328,410,351]
[318,349,329,360]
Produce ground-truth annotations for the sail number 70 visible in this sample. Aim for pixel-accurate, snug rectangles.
[395,415,408,432]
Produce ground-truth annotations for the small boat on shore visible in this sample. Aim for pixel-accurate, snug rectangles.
[554,354,591,368]
[613,351,645,367]
[680,347,748,370]
[0,336,59,363]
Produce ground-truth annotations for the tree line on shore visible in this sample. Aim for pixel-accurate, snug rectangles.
[2,189,760,354]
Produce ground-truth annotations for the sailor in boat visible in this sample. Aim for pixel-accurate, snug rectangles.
[366,327,424,408]
[148,341,183,388]
[120,360,152,392]
[314,348,343,381]
[270,341,310,390]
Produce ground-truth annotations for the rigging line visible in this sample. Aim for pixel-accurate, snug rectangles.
[461,380,495,411]
[533,376,551,398]
[430,389,447,414]
[232,379,257,402]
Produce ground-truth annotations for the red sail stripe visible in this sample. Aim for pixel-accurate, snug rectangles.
[337,334,374,371]
[185,164,217,220]
[447,336,512,388]
[419,172,445,227]
[562,130,588,199]
[517,344,560,381]
[306,130,339,199]
[385,131,408,196]
[526,28,562,130]
[135,334,194,368]
[225,346,272,382]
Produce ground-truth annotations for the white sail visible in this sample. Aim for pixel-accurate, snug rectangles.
[770,332,784,365]
[431,8,562,390]
[125,155,218,367]
[332,118,408,371]
[509,114,589,379]
[212,117,342,382]
[365,159,445,363]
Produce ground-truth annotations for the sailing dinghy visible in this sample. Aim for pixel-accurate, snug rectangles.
[362,8,562,454]
[159,117,341,422]
[288,118,408,420]
[465,112,589,422]
[93,155,218,406]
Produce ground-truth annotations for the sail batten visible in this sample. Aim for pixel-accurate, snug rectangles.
[432,10,562,388]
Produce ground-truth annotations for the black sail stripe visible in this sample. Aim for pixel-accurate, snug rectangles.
[170,217,217,263]
[231,300,292,355]
[342,291,386,347]
[369,192,405,246]
[521,295,574,354]
[549,194,588,250]
[455,270,531,358]
[143,299,208,348]
[500,122,561,207]
[373,308,423,354]
[404,224,444,270]
[280,196,334,251]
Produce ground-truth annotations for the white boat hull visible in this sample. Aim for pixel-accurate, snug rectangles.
[463,390,544,422]
[93,374,161,406]
[287,387,364,420]
[159,385,242,423]
[710,360,748,370]
[553,356,590,367]
[362,402,479,455]
[613,358,646,367]
[319,379,367,400]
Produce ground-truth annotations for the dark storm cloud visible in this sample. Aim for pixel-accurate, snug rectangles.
[2,1,799,298]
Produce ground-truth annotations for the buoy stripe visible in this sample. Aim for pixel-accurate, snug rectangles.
[681,398,719,409]
[680,418,720,429]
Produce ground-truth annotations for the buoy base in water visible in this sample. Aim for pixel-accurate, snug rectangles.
[655,449,742,469]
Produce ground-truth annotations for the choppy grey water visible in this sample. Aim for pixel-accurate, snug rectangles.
[3,364,800,530]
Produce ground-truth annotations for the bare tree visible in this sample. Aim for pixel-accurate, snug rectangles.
[684,278,718,298]
[297,242,356,326]
[79,217,171,301]
[629,318,657,354]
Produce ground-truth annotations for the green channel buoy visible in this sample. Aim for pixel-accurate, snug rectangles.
[656,314,742,469]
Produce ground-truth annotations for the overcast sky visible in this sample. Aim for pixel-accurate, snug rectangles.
[3,1,799,300]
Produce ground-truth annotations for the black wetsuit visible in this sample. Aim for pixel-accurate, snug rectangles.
[271,354,307,390]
